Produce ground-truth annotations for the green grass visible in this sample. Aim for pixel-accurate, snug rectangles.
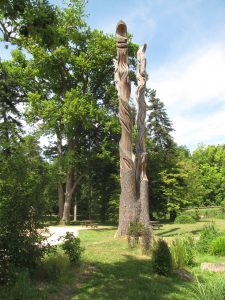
[155,218,225,237]
[73,229,191,300]
[1,219,225,300]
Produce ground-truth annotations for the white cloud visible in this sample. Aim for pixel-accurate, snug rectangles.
[150,43,225,149]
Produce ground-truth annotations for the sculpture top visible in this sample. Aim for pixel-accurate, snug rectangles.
[137,43,147,79]
[116,20,128,48]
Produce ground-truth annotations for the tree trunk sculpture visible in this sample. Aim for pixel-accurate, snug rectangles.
[136,44,151,228]
[114,21,137,236]
[114,22,151,236]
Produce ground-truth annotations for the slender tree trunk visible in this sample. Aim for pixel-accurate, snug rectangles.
[63,166,74,223]
[114,21,137,236]
[58,181,64,218]
[73,194,77,221]
[56,134,64,218]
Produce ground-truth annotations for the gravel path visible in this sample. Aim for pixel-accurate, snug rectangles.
[45,226,79,246]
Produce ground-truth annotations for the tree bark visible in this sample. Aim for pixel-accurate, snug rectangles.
[58,181,64,218]
[56,133,65,220]
[63,166,74,223]
[56,133,64,219]
[136,44,151,230]
[114,21,137,237]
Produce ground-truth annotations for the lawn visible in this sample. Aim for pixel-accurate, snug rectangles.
[1,219,225,300]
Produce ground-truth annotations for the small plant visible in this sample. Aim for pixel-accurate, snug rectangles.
[151,239,172,276]
[61,232,84,264]
[127,221,145,248]
[196,222,219,253]
[210,235,225,256]
[174,214,196,224]
[170,234,195,269]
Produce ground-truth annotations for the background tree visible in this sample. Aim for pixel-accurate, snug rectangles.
[192,144,225,206]
[146,89,177,217]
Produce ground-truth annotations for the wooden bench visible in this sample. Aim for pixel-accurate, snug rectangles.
[150,221,163,229]
[80,220,98,229]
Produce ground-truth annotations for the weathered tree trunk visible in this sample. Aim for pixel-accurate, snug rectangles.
[63,166,74,223]
[114,21,137,237]
[58,181,64,218]
[56,134,64,219]
[136,44,151,229]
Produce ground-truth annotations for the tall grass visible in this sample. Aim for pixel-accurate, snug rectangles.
[170,234,195,269]
[193,274,225,300]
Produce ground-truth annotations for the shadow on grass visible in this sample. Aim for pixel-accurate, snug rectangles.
[72,255,192,300]
[156,228,180,237]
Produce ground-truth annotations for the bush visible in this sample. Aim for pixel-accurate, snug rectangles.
[61,232,84,264]
[210,235,225,256]
[170,234,195,269]
[0,140,50,284]
[127,221,145,248]
[175,214,196,224]
[151,239,172,276]
[181,209,200,220]
[196,222,219,253]
[0,270,41,300]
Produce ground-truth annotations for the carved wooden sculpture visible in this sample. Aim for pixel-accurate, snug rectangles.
[136,44,151,227]
[136,44,148,183]
[115,21,137,236]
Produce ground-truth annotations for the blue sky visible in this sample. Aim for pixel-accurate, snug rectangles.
[1,0,225,151]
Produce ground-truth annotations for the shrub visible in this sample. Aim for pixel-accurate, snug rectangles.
[151,239,172,276]
[61,232,84,264]
[127,221,145,248]
[210,235,225,256]
[175,214,196,224]
[196,222,219,253]
[0,270,41,300]
[170,234,195,269]
[0,138,50,284]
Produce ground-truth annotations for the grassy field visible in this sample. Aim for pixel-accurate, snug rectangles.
[1,219,225,300]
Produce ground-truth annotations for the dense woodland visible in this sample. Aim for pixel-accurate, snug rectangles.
[1,0,225,286]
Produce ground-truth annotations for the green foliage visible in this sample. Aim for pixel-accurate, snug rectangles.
[35,252,70,282]
[192,144,225,207]
[209,235,225,256]
[151,239,172,276]
[175,214,196,224]
[170,234,195,269]
[127,221,151,252]
[0,270,42,300]
[193,274,225,300]
[0,137,49,284]
[127,221,145,248]
[128,221,145,237]
[61,232,84,264]
[181,209,201,220]
[196,222,219,253]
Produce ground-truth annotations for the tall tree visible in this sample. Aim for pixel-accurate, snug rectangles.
[146,89,179,218]
[147,89,174,150]
[0,59,26,154]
